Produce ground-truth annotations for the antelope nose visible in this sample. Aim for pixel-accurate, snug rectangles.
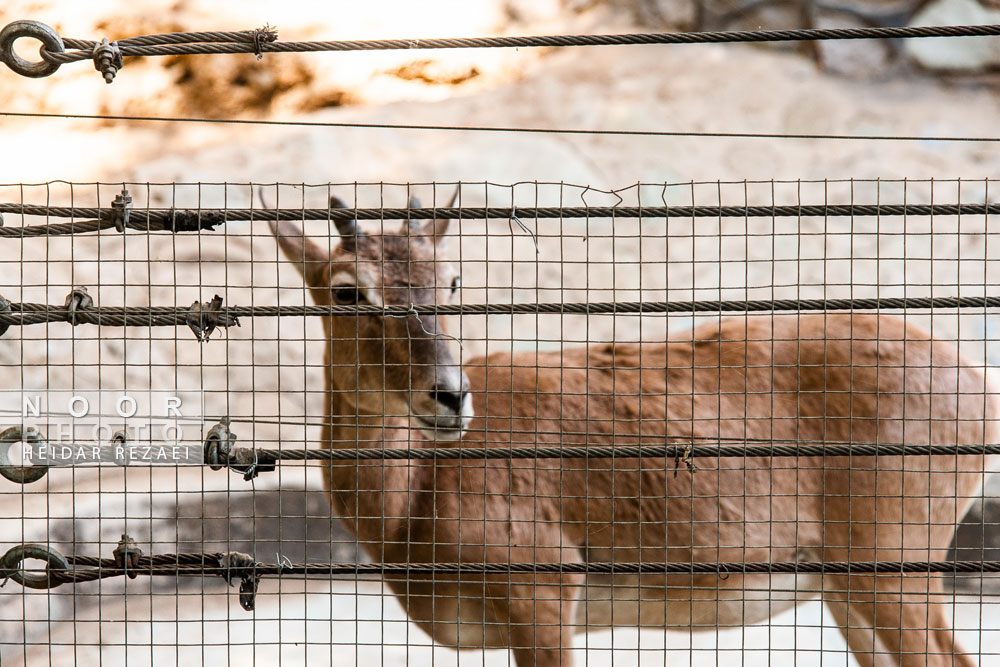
[430,384,466,414]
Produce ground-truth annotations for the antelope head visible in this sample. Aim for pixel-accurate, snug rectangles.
[269,193,472,441]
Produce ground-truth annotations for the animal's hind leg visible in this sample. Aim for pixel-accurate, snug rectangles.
[823,574,976,667]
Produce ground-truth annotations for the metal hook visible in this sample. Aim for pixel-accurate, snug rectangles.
[0,426,48,484]
[0,543,69,589]
[0,20,64,78]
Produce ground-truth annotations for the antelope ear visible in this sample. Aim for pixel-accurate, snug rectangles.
[258,187,330,289]
[269,218,330,289]
[423,188,458,244]
[329,196,365,251]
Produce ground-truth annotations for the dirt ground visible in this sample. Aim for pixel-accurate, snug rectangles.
[0,1,999,665]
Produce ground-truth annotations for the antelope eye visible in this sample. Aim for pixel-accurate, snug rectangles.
[333,285,362,304]
[450,276,461,294]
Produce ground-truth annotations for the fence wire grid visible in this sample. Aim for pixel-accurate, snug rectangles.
[0,179,997,666]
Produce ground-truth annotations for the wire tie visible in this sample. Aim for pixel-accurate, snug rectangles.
[388,303,463,349]
[276,552,293,573]
[92,37,123,84]
[681,442,697,473]
[111,188,132,232]
[112,534,142,579]
[63,286,93,326]
[251,24,277,60]
[242,446,260,481]
[508,205,539,254]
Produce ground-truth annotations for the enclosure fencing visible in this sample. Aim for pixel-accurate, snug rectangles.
[0,178,994,665]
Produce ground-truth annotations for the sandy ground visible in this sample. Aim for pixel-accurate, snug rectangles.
[1,1,1000,665]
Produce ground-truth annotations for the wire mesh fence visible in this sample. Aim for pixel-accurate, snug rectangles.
[0,178,996,665]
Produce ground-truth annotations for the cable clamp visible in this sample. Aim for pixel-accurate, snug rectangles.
[92,37,123,84]
[204,418,237,471]
[219,551,260,611]
[111,188,132,232]
[113,534,142,579]
[186,294,239,342]
[204,419,274,480]
[64,286,93,326]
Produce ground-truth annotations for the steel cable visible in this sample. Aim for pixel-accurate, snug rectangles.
[0,295,998,329]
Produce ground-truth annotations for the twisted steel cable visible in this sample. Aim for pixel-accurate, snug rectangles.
[2,295,999,328]
[0,203,998,236]
[5,19,1000,81]
[35,24,1000,64]
[30,554,1000,587]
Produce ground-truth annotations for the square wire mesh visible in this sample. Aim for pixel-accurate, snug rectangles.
[0,179,996,666]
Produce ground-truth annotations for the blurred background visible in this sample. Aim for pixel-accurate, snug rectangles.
[1,0,1000,665]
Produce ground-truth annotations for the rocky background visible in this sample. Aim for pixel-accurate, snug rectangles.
[0,0,999,664]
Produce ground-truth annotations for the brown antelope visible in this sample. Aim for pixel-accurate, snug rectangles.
[269,196,996,667]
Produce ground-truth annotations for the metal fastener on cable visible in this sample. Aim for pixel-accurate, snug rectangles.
[64,286,94,326]
[92,37,123,83]
[113,534,142,579]
[111,188,132,232]
[204,419,275,480]
[220,551,259,610]
[187,295,239,341]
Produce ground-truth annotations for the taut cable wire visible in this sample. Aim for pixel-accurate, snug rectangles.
[0,295,999,330]
[4,19,1000,81]
[1,202,999,236]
